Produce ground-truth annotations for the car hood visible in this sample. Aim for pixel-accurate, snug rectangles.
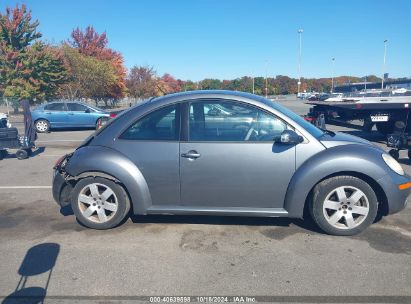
[319,132,383,150]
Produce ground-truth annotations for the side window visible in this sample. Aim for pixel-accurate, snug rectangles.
[120,104,179,141]
[67,103,88,112]
[189,101,287,142]
[44,103,65,111]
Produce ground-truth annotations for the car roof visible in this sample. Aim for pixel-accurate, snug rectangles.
[46,100,83,104]
[148,90,274,109]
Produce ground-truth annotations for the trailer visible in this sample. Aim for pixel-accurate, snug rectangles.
[305,99,411,136]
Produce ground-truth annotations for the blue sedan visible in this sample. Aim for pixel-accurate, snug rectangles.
[32,101,111,133]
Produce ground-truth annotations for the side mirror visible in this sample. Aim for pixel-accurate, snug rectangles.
[85,108,91,113]
[275,130,304,145]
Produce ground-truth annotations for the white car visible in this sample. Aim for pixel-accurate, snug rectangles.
[0,113,11,128]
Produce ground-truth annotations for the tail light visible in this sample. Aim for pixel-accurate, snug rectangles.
[54,153,72,170]
[54,155,66,169]
[109,113,117,118]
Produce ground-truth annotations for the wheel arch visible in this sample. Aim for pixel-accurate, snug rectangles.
[95,116,105,124]
[301,171,388,219]
[67,170,134,212]
[285,144,389,218]
[34,117,50,126]
[65,146,152,214]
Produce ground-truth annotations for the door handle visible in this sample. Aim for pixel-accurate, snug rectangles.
[181,150,201,159]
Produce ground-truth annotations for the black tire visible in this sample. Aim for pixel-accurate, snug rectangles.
[71,177,130,229]
[376,121,394,136]
[16,149,28,160]
[35,119,50,133]
[408,150,411,160]
[0,150,6,160]
[309,176,378,236]
[389,149,400,160]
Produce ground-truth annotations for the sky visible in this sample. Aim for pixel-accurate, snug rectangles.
[2,0,410,81]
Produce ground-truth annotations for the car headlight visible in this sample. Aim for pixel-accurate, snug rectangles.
[382,153,404,175]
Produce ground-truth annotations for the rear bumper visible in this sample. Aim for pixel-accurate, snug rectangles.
[52,170,72,207]
[378,173,411,214]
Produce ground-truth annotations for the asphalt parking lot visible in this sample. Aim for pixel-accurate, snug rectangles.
[0,99,410,303]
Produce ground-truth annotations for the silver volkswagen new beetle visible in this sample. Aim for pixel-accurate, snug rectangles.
[52,90,410,235]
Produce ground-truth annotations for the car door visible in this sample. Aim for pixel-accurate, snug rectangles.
[180,99,296,209]
[43,102,67,127]
[66,103,95,127]
[113,103,181,207]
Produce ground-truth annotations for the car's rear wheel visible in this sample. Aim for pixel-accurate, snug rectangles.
[35,119,50,133]
[309,176,378,236]
[71,177,130,229]
[95,118,103,130]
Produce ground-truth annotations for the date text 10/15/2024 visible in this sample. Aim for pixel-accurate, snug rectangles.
[149,296,256,303]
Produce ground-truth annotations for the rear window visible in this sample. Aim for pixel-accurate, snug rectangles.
[67,103,89,112]
[119,104,179,141]
[44,103,65,111]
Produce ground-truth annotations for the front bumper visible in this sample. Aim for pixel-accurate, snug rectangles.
[378,173,411,214]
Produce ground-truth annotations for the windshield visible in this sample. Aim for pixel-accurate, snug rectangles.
[264,99,325,138]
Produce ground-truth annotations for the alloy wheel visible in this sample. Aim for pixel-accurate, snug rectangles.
[322,186,369,230]
[77,183,118,223]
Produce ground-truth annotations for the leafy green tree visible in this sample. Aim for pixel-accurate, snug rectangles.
[181,80,197,91]
[199,78,222,90]
[0,4,66,102]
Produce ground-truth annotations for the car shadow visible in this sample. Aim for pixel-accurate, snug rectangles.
[48,127,95,132]
[2,243,60,304]
[1,147,45,160]
[30,147,46,157]
[59,205,74,216]
[129,214,324,234]
[397,158,411,165]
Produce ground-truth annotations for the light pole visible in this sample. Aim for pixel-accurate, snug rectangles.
[265,60,269,98]
[381,39,388,89]
[297,29,303,97]
[252,76,255,94]
[331,57,335,93]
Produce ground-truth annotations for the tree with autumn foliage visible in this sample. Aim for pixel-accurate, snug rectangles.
[58,46,117,101]
[126,66,183,99]
[126,65,159,99]
[0,4,66,103]
[69,26,126,99]
[157,73,182,95]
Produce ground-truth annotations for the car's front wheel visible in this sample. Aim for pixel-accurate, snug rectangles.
[35,119,50,133]
[310,176,378,236]
[71,177,130,229]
